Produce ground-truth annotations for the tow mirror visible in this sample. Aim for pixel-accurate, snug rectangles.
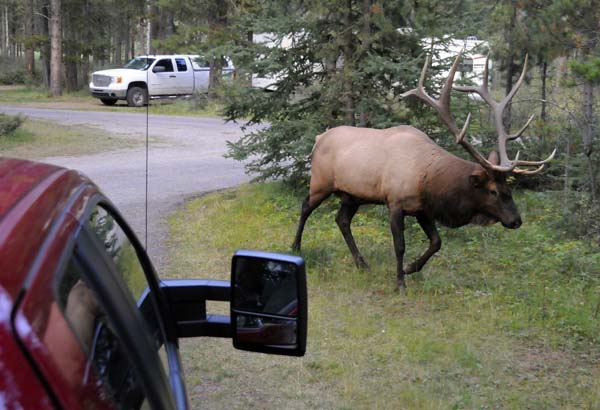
[231,250,307,356]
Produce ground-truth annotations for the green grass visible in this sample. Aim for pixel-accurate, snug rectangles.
[0,86,223,117]
[0,118,141,159]
[166,184,600,410]
[0,86,91,103]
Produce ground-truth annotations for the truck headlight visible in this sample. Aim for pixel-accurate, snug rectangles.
[112,76,123,84]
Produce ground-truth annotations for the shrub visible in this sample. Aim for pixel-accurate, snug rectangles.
[0,68,27,85]
[0,113,25,137]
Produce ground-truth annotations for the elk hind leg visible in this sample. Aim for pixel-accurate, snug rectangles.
[404,213,441,275]
[389,206,407,289]
[335,193,368,269]
[292,191,330,251]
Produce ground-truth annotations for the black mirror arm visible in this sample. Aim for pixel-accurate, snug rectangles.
[160,279,232,339]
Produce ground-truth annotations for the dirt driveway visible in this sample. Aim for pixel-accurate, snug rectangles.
[0,104,256,272]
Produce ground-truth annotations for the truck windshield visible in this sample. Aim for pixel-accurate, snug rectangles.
[124,57,155,70]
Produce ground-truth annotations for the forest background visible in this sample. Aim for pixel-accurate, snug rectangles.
[2,0,598,239]
[2,2,600,408]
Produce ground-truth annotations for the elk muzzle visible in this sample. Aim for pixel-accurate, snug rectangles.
[502,216,522,229]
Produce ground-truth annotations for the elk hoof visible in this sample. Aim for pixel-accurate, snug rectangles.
[355,257,369,270]
[396,275,407,292]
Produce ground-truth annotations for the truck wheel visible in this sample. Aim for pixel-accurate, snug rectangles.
[127,87,148,107]
[100,98,117,106]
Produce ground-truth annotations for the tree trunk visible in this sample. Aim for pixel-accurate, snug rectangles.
[3,6,8,56]
[50,0,62,96]
[149,2,160,54]
[358,0,371,127]
[208,56,222,99]
[563,130,570,208]
[582,80,593,157]
[39,3,51,87]
[502,4,518,132]
[540,60,547,123]
[582,79,596,201]
[115,35,122,66]
[65,61,78,92]
[207,3,228,99]
[80,0,92,89]
[24,0,35,76]
[124,18,131,62]
[79,55,90,89]
[342,0,355,126]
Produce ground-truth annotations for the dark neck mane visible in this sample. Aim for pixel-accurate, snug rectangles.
[423,158,479,228]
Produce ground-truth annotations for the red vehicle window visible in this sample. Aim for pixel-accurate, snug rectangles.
[88,206,149,305]
[54,257,148,409]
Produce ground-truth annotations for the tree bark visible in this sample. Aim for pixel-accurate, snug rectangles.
[582,79,596,201]
[24,0,35,76]
[207,3,228,99]
[540,60,547,123]
[502,4,517,132]
[38,3,51,87]
[582,80,594,157]
[358,0,371,127]
[50,0,62,96]
[149,2,160,54]
[124,18,131,62]
[2,6,8,56]
[114,32,122,66]
[342,0,355,126]
[563,130,570,208]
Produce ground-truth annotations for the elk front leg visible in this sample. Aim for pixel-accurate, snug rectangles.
[292,192,330,251]
[335,194,368,269]
[404,213,441,275]
[389,207,407,289]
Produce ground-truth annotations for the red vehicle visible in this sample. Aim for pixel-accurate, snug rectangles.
[0,157,307,410]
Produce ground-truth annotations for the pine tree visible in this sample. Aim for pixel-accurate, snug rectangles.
[224,1,431,183]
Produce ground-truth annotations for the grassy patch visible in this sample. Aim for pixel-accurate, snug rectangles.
[0,118,141,159]
[0,86,223,117]
[0,87,91,104]
[146,98,223,117]
[166,183,600,410]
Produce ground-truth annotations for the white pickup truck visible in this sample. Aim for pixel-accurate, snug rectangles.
[89,54,234,107]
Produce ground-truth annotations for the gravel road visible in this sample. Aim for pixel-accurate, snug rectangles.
[0,105,255,272]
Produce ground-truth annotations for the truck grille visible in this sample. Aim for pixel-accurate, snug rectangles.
[92,74,112,87]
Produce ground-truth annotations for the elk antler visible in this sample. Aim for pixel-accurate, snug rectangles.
[401,50,504,173]
[402,51,555,175]
[453,54,556,174]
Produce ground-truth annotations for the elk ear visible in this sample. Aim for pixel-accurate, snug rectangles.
[469,170,487,188]
[488,151,500,166]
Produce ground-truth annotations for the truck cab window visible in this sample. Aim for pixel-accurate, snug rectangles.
[154,59,174,73]
[175,58,187,72]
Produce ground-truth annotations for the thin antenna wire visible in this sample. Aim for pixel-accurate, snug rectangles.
[145,55,149,250]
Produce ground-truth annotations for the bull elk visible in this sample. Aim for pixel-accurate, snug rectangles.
[292,51,555,289]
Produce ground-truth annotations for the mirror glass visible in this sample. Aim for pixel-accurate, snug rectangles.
[232,257,298,317]
[235,315,297,346]
[231,251,306,355]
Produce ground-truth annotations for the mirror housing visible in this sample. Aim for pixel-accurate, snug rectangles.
[231,250,307,357]
[152,65,166,73]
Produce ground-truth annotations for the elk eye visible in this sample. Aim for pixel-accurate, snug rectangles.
[490,189,498,197]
